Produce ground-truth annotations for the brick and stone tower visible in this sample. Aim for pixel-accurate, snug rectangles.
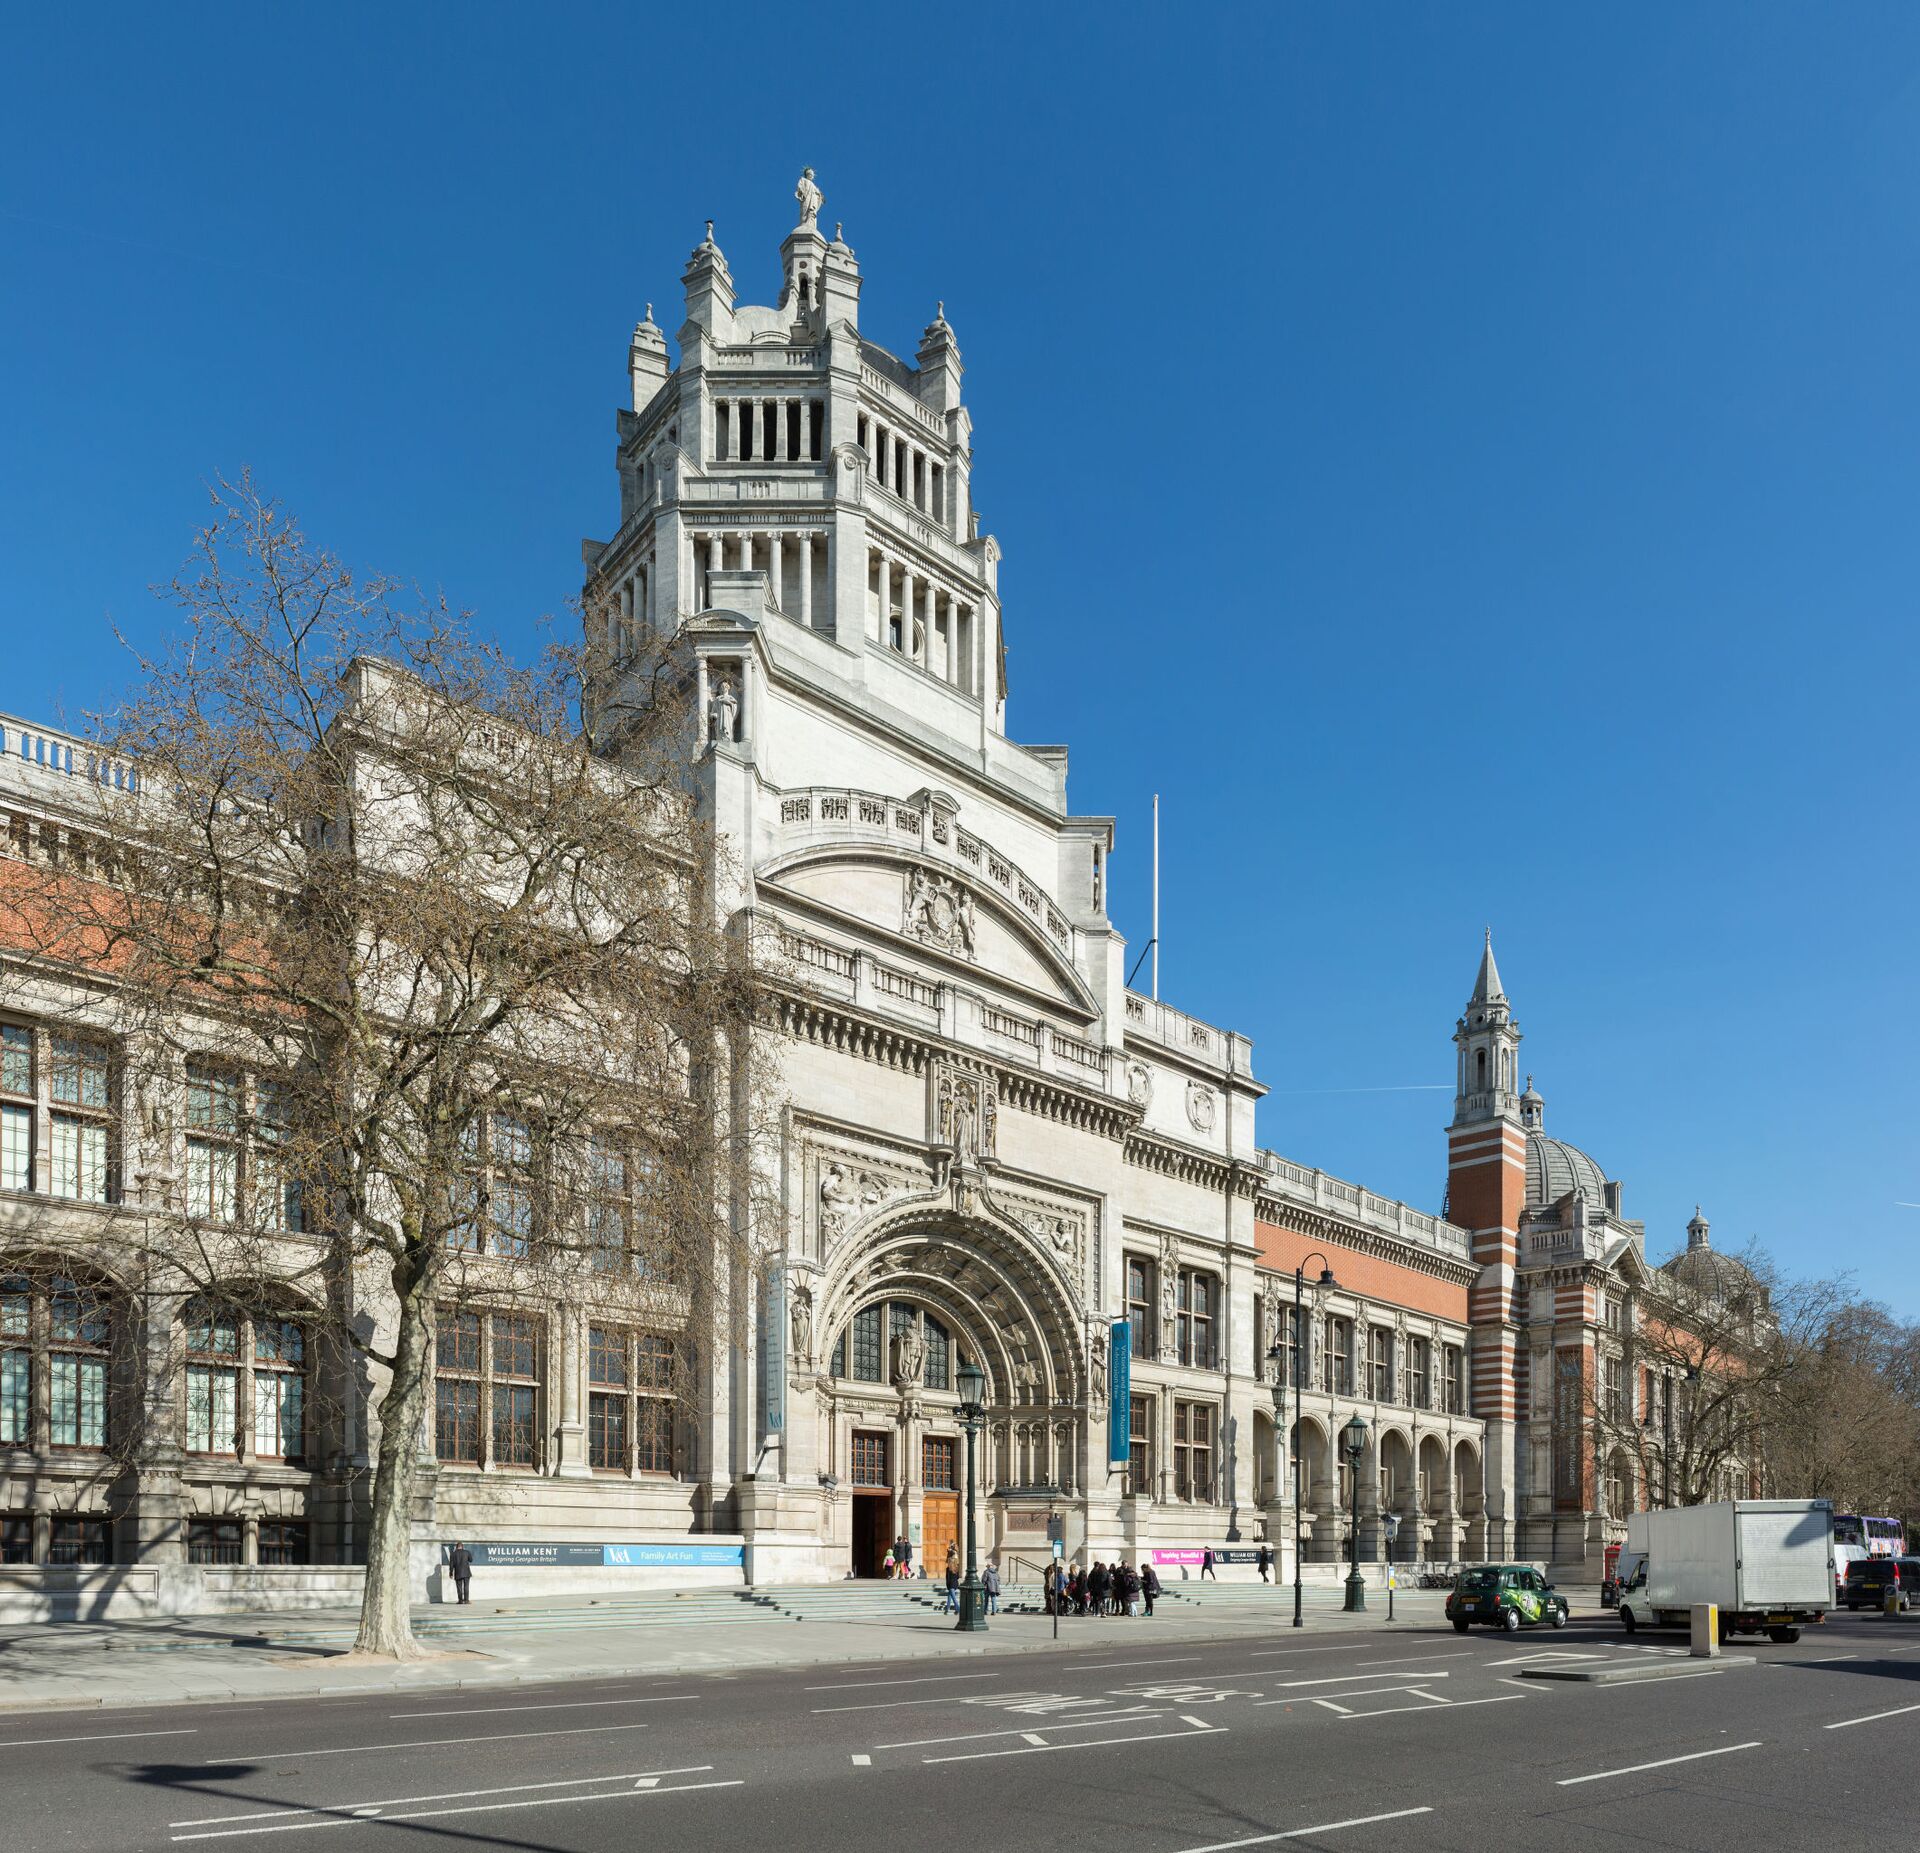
[1447,932,1526,1560]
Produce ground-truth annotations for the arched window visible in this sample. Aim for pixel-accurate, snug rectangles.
[832,1302,955,1389]
[182,1299,308,1462]
[1475,1049,1487,1091]
[0,1271,112,1453]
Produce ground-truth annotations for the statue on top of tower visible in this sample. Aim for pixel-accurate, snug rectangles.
[795,167,823,227]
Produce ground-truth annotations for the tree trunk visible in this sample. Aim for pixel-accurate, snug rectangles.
[354,1285,432,1658]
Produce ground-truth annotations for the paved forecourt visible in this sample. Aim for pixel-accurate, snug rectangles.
[2,1606,1916,1851]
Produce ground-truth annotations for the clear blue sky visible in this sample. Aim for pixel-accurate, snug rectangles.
[5,6,1917,1314]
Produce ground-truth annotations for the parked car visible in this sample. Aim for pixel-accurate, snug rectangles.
[1447,1564,1569,1633]
[1841,1556,1920,1610]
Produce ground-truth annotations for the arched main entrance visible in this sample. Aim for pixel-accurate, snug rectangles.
[810,1198,1087,1580]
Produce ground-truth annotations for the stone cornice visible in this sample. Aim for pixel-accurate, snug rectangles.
[772,987,1133,1139]
[1253,1201,1480,1289]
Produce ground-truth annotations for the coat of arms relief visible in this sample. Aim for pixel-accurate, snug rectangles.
[902,866,977,958]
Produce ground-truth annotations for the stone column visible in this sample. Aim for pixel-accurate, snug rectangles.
[767,531,783,610]
[798,532,814,628]
[872,416,887,489]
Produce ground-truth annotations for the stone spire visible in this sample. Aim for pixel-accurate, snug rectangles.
[681,221,735,339]
[1687,1206,1711,1251]
[1470,927,1507,1006]
[629,302,670,412]
[1519,1073,1545,1130]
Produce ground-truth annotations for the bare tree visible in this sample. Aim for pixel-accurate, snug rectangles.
[1588,1241,1842,1511]
[1,479,770,1655]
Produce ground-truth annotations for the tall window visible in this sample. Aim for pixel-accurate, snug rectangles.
[1128,1393,1153,1495]
[1406,1336,1432,1410]
[923,1314,951,1391]
[851,1430,889,1486]
[182,1301,306,1460]
[1443,1345,1464,1414]
[489,1315,539,1467]
[1,1024,34,1191]
[586,1136,634,1273]
[184,1061,241,1223]
[835,1302,950,1388]
[1368,1326,1392,1401]
[254,1081,306,1233]
[48,1035,112,1202]
[434,1311,483,1463]
[588,1325,677,1476]
[1126,1255,1154,1361]
[49,1277,110,1448]
[1173,1401,1215,1502]
[1324,1317,1353,1395]
[1176,1270,1216,1368]
[922,1436,955,1490]
[452,1113,538,1256]
[2,1274,112,1452]
[850,1305,883,1382]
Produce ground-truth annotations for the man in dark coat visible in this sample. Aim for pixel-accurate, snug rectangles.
[1140,1560,1160,1617]
[1088,1560,1110,1618]
[448,1541,473,1605]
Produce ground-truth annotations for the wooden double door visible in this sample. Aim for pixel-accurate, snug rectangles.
[921,1493,959,1575]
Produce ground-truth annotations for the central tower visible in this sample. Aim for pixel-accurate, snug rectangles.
[583,170,1007,760]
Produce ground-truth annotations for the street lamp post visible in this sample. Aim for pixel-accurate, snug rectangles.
[955,1358,988,1632]
[1342,1413,1369,1613]
[1265,1253,1336,1629]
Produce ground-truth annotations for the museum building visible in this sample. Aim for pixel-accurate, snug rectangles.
[0,176,1700,1611]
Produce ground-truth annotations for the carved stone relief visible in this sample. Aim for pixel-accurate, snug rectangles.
[1126,1061,1153,1108]
[1186,1079,1217,1133]
[903,867,977,959]
[813,1149,925,1248]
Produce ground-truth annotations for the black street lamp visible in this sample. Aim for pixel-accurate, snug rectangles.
[1342,1413,1369,1613]
[955,1357,988,1632]
[1265,1253,1335,1628]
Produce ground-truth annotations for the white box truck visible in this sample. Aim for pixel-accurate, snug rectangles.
[1614,1499,1834,1643]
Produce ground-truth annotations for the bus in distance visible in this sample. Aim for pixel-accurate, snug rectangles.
[1833,1514,1904,1571]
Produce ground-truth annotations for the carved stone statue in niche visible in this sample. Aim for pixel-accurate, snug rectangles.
[891,1316,926,1389]
[1159,1245,1178,1356]
[932,1063,997,1165]
[709,674,740,746]
[789,1287,812,1365]
[1056,1420,1076,1494]
[1088,1333,1108,1412]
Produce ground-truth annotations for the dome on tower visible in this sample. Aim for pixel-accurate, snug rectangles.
[1525,1130,1609,1212]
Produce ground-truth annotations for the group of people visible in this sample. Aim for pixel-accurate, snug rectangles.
[876,1540,1003,1615]
[1044,1555,1161,1617]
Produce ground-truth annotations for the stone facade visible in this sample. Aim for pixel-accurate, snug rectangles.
[0,177,1721,1610]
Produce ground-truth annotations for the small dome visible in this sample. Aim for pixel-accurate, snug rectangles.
[1525,1130,1608,1211]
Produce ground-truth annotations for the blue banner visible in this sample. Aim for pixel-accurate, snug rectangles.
[1108,1317,1131,1466]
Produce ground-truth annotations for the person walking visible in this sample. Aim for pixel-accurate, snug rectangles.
[983,1557,1001,1616]
[447,1541,473,1605]
[1200,1546,1218,1581]
[944,1544,960,1614]
[1257,1543,1272,1583]
[1141,1559,1160,1617]
[897,1536,914,1581]
[882,1545,895,1580]
[1043,1559,1057,1616]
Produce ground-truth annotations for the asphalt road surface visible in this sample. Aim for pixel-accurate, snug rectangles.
[5,1610,1916,1851]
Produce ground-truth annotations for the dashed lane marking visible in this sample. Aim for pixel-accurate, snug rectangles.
[921,1718,1226,1764]
[209,1720,655,1762]
[1173,1805,1435,1852]
[1825,1703,1920,1730]
[1558,1742,1763,1784]
[874,1710,1166,1750]
[391,1695,695,1718]
[1339,1693,1531,1721]
[803,1672,1001,1692]
[0,1728,197,1749]
[849,1755,871,1766]
[170,1767,720,1832]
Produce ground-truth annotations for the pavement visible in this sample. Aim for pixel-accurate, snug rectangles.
[1,1599,1914,1851]
[0,1578,1473,1712]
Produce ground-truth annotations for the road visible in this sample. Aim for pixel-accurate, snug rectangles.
[5,1610,1915,1851]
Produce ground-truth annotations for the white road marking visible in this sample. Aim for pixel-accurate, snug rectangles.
[211,1719,654,1762]
[803,1672,1000,1692]
[1270,1671,1449,1691]
[1079,1656,1206,1670]
[1341,1694,1530,1720]
[1824,1703,1920,1730]
[1021,1731,1048,1746]
[1312,1700,1352,1715]
[391,1695,695,1718]
[874,1710,1166,1750]
[849,1754,871,1766]
[922,1720,1226,1764]
[1173,1804,1435,1852]
[1558,1741,1763,1784]
[1798,1655,1858,1664]
[1254,1683,1430,1708]
[1357,1652,1475,1666]
[632,1778,658,1789]
[170,1778,745,1840]
[171,1767,718,1828]
[1179,1714,1215,1729]
[0,1727,198,1749]
[812,1690,1046,1715]
[1490,1650,1597,1667]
